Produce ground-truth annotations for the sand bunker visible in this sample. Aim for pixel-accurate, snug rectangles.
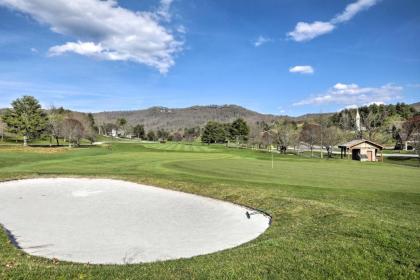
[0,178,270,264]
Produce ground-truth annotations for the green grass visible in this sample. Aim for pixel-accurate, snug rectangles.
[382,149,417,155]
[142,142,218,152]
[0,142,419,279]
[384,156,420,167]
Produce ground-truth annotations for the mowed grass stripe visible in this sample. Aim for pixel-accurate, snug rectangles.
[142,142,217,152]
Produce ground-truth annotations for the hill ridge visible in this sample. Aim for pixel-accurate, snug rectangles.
[1,102,418,131]
[92,104,279,131]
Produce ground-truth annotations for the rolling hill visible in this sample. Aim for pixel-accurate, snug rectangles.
[92,105,285,131]
[1,102,418,132]
[411,102,420,112]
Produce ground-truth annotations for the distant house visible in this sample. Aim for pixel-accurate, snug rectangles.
[338,139,384,162]
[111,129,118,138]
[111,128,127,138]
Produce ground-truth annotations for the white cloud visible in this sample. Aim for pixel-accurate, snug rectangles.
[254,36,272,47]
[333,83,360,93]
[406,83,420,88]
[294,83,403,106]
[332,0,379,24]
[288,0,379,42]
[344,104,358,110]
[176,25,187,34]
[156,0,174,22]
[49,42,104,57]
[277,106,286,114]
[0,0,183,73]
[289,65,314,74]
[287,21,335,42]
[364,101,385,106]
[30,47,38,53]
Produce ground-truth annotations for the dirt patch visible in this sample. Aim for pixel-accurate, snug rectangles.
[0,146,71,154]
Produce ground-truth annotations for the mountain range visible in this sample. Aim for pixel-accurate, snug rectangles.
[1,103,419,132]
[93,105,288,131]
[92,102,420,131]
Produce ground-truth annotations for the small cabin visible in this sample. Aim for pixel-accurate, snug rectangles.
[338,139,384,162]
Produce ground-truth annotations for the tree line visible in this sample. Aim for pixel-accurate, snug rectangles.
[97,119,201,142]
[1,96,419,156]
[1,96,96,147]
[201,118,250,144]
[331,103,419,148]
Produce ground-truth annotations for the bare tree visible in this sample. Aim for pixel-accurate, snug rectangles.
[415,134,420,164]
[0,119,5,142]
[323,126,343,158]
[398,115,420,150]
[339,110,355,131]
[84,125,97,144]
[81,117,97,144]
[317,114,327,158]
[63,112,97,144]
[247,126,262,149]
[47,107,65,146]
[361,110,386,141]
[259,130,273,149]
[289,128,300,153]
[172,132,183,142]
[117,118,127,137]
[184,127,200,143]
[62,118,84,147]
[271,120,297,154]
[300,123,320,157]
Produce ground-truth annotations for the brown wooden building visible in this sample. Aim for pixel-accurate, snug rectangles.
[338,139,384,162]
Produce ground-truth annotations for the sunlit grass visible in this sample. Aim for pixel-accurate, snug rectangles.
[0,142,419,279]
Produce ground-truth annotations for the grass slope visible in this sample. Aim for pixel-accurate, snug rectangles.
[0,143,419,279]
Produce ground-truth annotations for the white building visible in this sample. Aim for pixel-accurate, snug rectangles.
[356,109,361,132]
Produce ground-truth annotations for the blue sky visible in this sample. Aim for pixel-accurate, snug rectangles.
[0,0,419,116]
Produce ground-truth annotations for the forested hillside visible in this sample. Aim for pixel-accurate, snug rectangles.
[93,105,284,132]
[411,102,420,111]
[2,102,419,139]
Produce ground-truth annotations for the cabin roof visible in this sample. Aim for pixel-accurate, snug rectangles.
[338,139,384,149]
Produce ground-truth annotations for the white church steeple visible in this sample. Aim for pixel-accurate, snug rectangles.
[355,109,361,132]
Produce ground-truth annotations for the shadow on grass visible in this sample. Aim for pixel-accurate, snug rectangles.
[385,157,420,167]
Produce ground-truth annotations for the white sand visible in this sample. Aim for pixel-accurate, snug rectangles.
[0,178,270,264]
